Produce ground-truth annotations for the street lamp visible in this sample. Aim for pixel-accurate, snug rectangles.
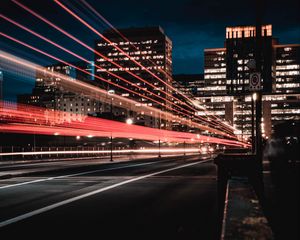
[252,93,257,101]
[126,118,133,125]
[108,89,115,162]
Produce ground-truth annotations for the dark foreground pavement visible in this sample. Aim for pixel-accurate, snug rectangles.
[0,156,218,239]
[263,160,300,240]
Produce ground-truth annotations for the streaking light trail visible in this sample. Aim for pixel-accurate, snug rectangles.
[0,50,236,139]
[11,0,235,135]
[76,0,235,131]
[0,100,250,148]
[0,15,234,135]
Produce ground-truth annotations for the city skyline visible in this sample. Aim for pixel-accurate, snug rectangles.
[1,0,300,100]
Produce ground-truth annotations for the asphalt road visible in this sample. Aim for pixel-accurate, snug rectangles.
[0,156,218,239]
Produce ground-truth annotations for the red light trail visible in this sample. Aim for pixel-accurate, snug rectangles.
[53,0,236,134]
[0,100,250,148]
[0,33,236,139]
[0,14,236,137]
[11,0,234,135]
[0,51,235,139]
[0,0,253,146]
[77,0,171,77]
[76,0,234,131]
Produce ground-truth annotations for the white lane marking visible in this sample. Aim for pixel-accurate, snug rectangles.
[0,160,166,190]
[0,159,211,228]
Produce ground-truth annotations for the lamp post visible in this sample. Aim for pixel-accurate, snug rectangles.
[108,89,115,162]
[126,117,134,159]
[158,111,161,158]
[253,0,264,199]
[255,0,263,159]
[251,93,257,153]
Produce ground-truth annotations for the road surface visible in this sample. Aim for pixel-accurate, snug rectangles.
[0,156,218,239]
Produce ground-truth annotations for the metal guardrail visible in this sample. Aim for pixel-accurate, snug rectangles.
[0,146,205,161]
[0,146,119,161]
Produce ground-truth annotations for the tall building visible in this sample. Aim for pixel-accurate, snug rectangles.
[194,24,300,139]
[274,44,300,93]
[225,25,275,94]
[203,48,227,96]
[94,26,173,128]
[203,25,276,97]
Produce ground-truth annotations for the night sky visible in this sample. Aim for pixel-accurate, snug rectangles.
[1,0,300,101]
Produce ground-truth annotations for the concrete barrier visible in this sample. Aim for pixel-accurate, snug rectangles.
[214,153,271,239]
[221,178,273,240]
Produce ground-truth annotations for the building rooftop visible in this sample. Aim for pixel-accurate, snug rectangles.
[102,26,166,38]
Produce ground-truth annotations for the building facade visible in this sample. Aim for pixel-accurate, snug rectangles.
[203,48,227,96]
[17,61,100,123]
[225,25,275,94]
[94,26,173,128]
[274,44,300,94]
[193,25,300,140]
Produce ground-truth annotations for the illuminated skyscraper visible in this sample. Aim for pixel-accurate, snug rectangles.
[196,25,300,139]
[203,48,227,96]
[225,25,275,94]
[274,44,300,93]
[94,26,173,128]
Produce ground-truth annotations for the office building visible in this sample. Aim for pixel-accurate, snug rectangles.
[95,26,173,128]
[203,48,227,96]
[274,44,300,93]
[225,25,275,94]
[191,25,300,139]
